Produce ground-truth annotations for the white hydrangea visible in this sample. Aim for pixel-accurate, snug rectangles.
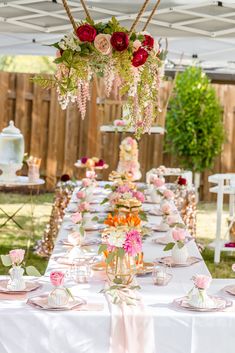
[108,228,126,248]
[58,32,81,52]
[122,192,133,199]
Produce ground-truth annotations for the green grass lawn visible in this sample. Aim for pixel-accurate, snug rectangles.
[0,192,53,275]
[0,193,235,279]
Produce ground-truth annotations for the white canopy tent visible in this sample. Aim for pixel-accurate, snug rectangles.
[1,0,235,73]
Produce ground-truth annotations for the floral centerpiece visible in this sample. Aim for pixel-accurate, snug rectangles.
[76,157,108,170]
[34,14,166,138]
[187,275,214,308]
[99,223,142,286]
[1,249,40,291]
[163,228,189,264]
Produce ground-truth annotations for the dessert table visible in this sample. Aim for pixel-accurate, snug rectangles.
[0,182,235,353]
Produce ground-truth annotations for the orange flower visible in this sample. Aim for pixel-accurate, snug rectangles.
[104,213,141,228]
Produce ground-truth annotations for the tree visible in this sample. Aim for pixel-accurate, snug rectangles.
[165,66,225,173]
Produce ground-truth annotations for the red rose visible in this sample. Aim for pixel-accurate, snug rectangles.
[81,157,88,164]
[111,32,129,52]
[142,34,154,50]
[95,159,104,167]
[76,24,96,42]
[60,174,70,182]
[178,176,187,186]
[132,48,148,67]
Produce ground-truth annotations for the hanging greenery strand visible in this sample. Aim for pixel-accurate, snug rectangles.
[142,0,161,31]
[61,0,77,32]
[129,0,151,36]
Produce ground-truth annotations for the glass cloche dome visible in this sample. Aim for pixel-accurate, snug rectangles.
[0,121,24,181]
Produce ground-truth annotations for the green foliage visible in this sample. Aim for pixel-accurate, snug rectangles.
[165,66,225,172]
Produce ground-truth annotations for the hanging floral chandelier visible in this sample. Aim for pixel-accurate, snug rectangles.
[34,0,166,138]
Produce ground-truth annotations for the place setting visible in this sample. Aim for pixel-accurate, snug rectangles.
[2,0,235,352]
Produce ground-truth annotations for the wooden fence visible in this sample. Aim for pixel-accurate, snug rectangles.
[0,71,235,201]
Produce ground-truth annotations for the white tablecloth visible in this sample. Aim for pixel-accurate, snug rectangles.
[0,184,235,353]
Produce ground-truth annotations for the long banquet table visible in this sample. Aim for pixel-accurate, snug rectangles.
[0,182,235,353]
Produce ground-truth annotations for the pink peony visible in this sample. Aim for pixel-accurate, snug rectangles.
[9,249,25,265]
[50,271,65,287]
[232,264,235,272]
[78,201,90,213]
[71,212,82,224]
[94,33,112,55]
[193,275,212,290]
[132,190,145,203]
[123,229,142,256]
[76,191,86,199]
[152,177,165,188]
[163,189,174,200]
[172,228,186,242]
[160,202,172,215]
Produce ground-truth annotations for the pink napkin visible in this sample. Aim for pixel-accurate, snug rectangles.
[107,292,155,353]
[0,293,27,300]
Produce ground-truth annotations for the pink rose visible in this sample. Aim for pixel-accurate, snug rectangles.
[172,228,186,242]
[160,202,172,215]
[9,249,25,265]
[193,275,212,290]
[132,190,145,203]
[114,119,126,127]
[163,189,174,200]
[232,264,235,272]
[71,212,82,224]
[94,33,112,55]
[78,201,90,213]
[50,271,65,287]
[76,191,86,199]
[152,177,165,188]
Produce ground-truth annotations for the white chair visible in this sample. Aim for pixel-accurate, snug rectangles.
[208,173,235,263]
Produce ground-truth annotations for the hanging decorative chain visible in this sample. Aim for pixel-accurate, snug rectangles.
[34,0,166,139]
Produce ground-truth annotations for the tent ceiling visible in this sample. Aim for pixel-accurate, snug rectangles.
[1,0,235,72]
